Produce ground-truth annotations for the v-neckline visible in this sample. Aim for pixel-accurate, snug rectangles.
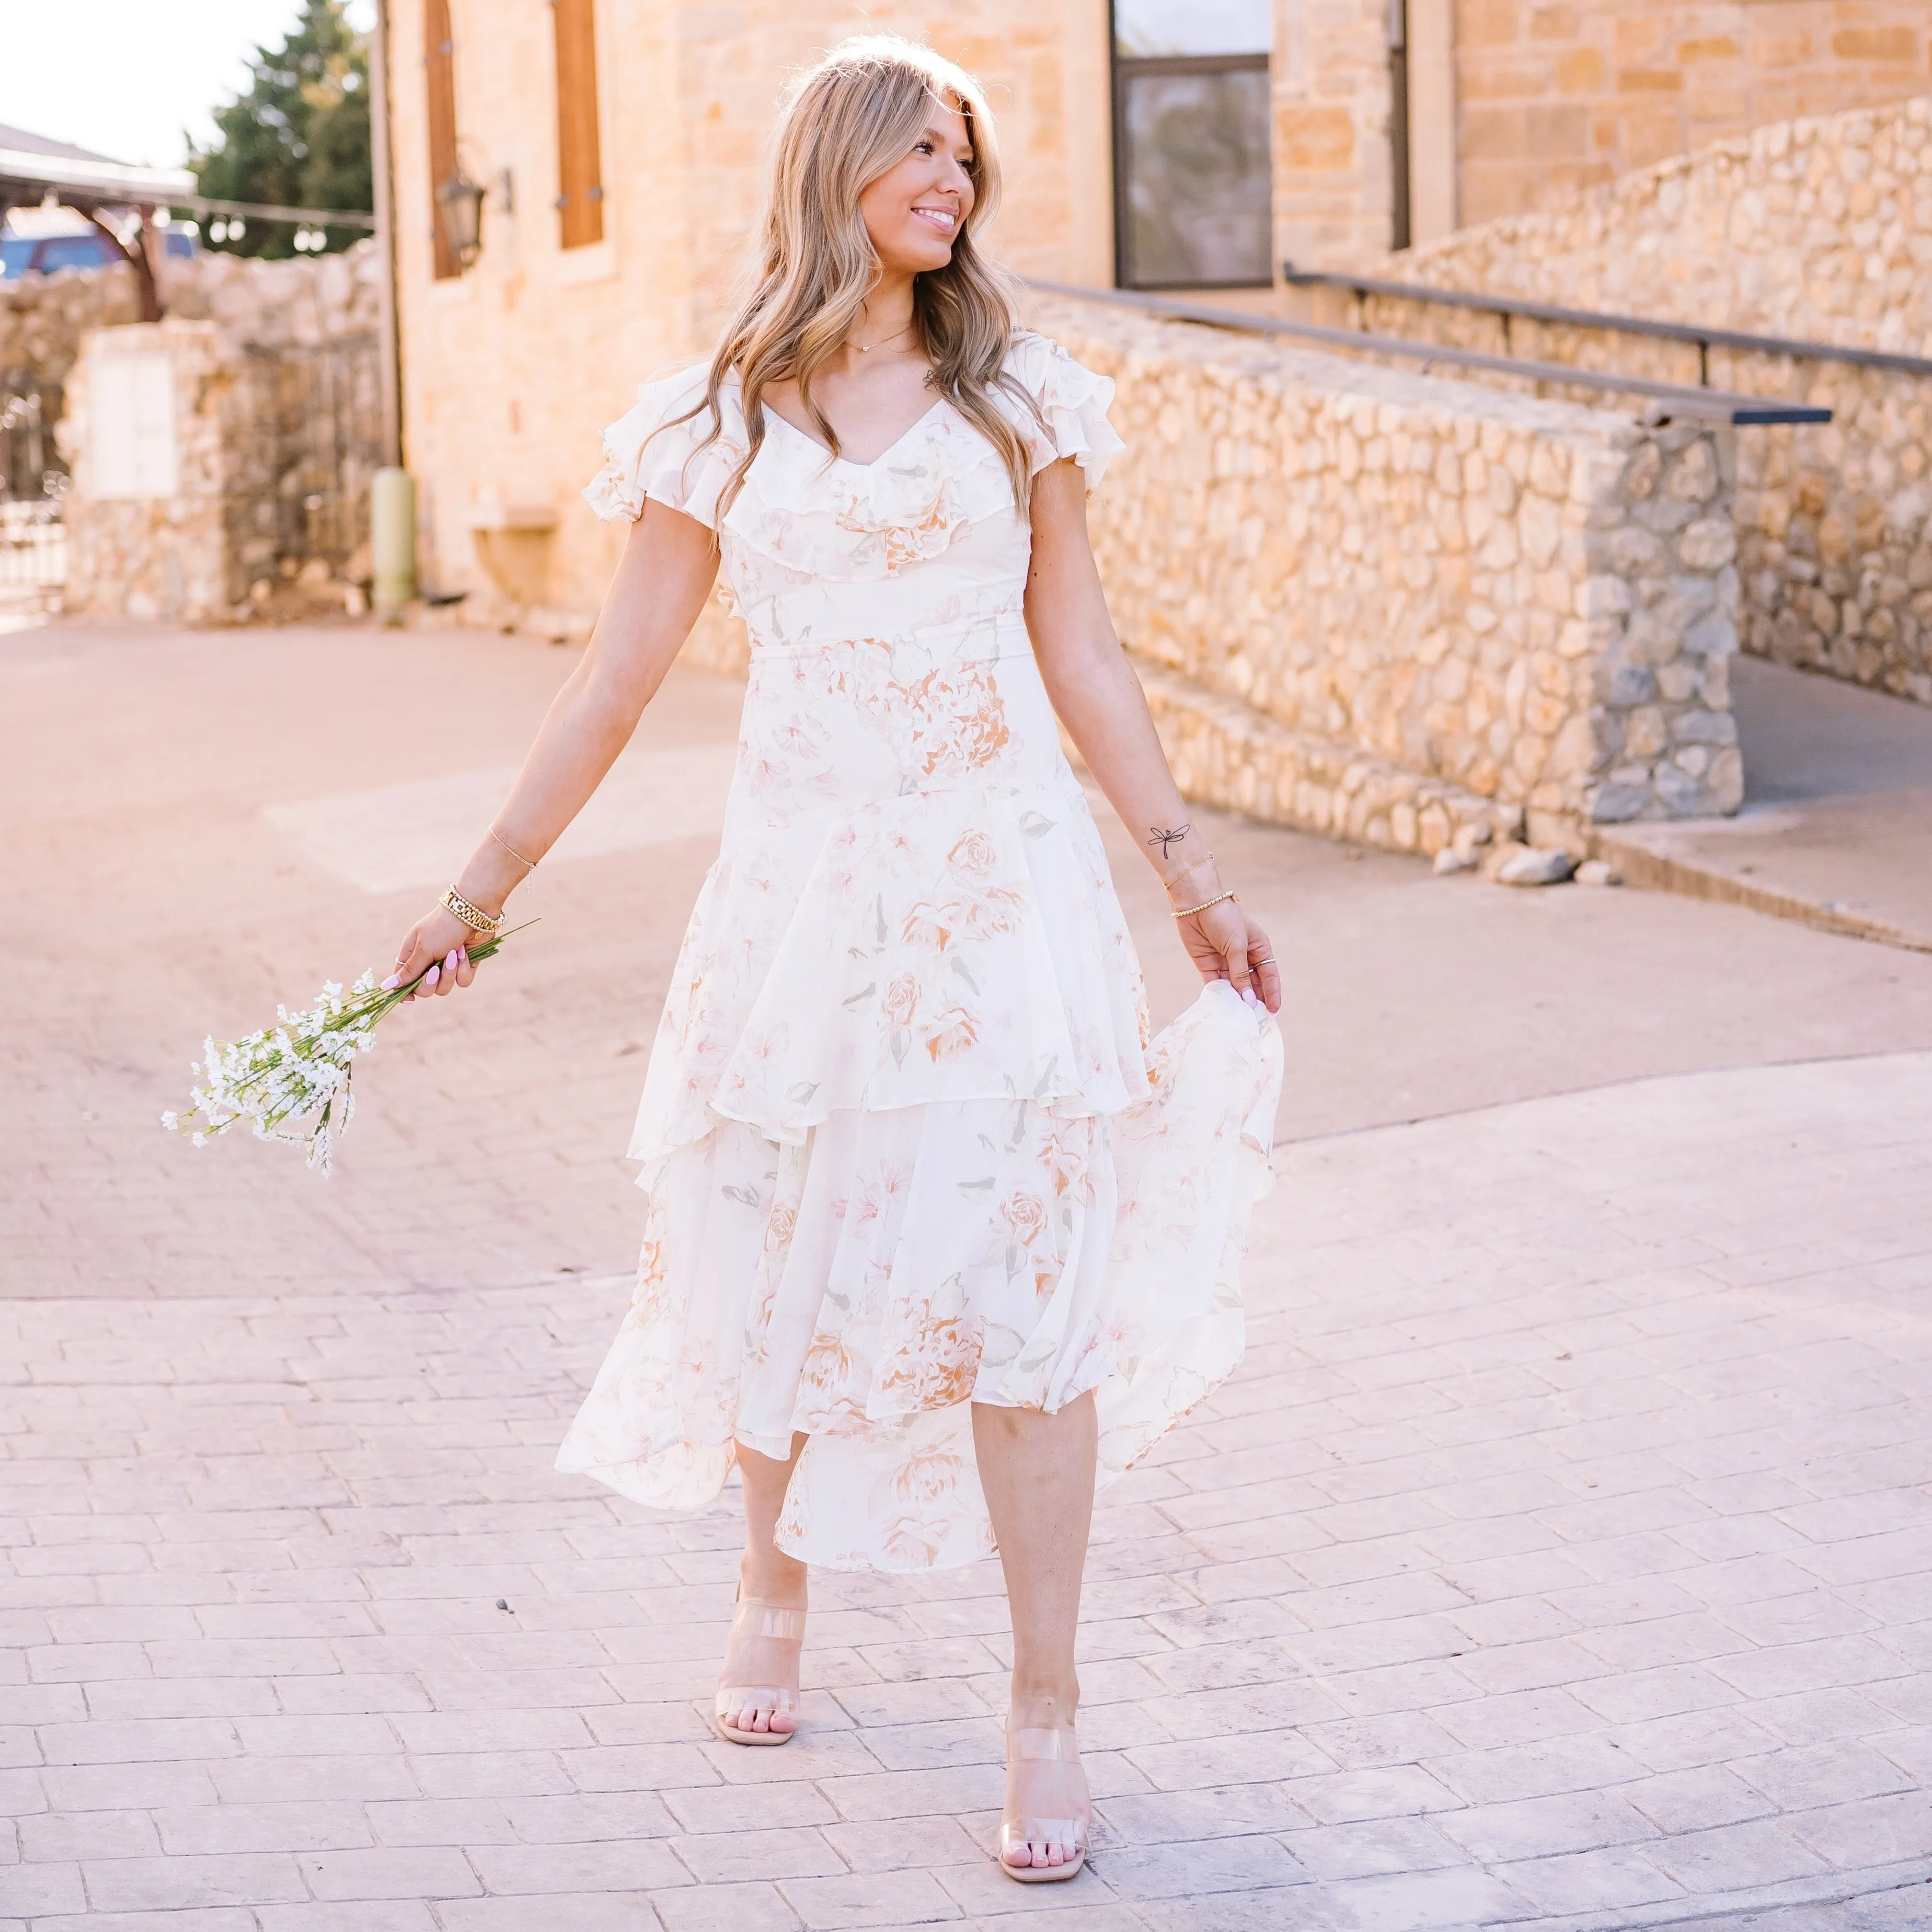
[761,395,949,471]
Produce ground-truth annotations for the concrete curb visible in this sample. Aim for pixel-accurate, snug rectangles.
[1591,827,1932,957]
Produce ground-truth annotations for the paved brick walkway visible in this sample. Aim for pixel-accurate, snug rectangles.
[8,621,1932,1928]
[7,1054,1932,1929]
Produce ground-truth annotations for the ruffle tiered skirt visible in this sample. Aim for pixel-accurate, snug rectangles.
[557,775,1283,1572]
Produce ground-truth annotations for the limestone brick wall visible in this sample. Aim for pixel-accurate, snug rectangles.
[1268,1,1932,268]
[1453,1,1932,226]
[1358,95,1932,704]
[1032,295,1742,842]
[670,1,1112,348]
[1272,0,1399,268]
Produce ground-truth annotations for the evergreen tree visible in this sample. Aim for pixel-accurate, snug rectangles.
[189,1,371,258]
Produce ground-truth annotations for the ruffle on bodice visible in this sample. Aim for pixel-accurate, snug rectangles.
[582,331,1124,586]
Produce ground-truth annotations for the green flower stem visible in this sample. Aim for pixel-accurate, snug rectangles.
[166,919,539,1167]
[371,918,537,1017]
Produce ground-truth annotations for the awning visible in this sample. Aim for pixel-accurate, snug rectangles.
[0,144,196,209]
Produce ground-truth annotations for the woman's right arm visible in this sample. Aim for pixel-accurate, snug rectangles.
[386,499,720,998]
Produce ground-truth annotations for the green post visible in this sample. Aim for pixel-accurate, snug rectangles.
[372,466,416,617]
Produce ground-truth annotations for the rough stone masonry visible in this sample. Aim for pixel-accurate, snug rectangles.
[1036,297,1741,854]
[1373,94,1932,710]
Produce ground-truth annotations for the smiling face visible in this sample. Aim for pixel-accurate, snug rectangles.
[857,97,978,281]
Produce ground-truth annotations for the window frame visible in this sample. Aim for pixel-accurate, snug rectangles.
[1110,17,1274,292]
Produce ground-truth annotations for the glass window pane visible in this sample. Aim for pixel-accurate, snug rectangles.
[1115,0,1271,58]
[1122,68,1272,286]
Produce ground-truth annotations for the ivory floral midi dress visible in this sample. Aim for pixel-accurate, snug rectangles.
[556,332,1283,1572]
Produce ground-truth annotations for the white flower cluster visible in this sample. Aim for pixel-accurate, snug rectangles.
[164,923,529,1178]
[164,969,388,1176]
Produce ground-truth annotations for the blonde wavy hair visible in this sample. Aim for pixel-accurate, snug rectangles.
[675,34,1034,518]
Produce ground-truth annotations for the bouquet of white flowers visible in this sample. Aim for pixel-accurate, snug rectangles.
[163,924,532,1176]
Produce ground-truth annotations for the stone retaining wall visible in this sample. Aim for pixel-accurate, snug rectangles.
[162,240,383,349]
[60,323,238,623]
[1031,296,1742,848]
[1354,96,1932,706]
[52,247,384,622]
[0,263,141,395]
[0,242,381,393]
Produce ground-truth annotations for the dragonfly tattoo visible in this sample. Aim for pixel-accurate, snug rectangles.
[1147,824,1192,859]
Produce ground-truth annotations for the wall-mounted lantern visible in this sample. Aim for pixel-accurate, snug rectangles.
[435,168,486,268]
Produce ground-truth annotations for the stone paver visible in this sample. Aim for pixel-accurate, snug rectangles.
[7,620,1932,1929]
[5,1053,1932,1928]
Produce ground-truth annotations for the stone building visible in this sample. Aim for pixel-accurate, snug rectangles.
[383,0,1932,626]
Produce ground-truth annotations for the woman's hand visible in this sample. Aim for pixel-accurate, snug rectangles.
[383,904,484,1000]
[1019,466,1280,1019]
[1176,895,1281,1014]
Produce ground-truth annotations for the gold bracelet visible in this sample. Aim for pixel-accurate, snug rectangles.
[1171,888,1237,920]
[1160,851,1218,891]
[441,886,502,936]
[489,825,538,870]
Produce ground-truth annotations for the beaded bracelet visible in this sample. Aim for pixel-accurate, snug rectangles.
[1171,888,1237,920]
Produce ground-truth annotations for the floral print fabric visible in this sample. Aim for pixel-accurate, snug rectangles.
[558,334,1283,1571]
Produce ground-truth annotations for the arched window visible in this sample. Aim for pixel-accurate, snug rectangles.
[1112,0,1273,290]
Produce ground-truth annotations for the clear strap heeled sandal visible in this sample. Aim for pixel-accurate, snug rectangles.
[998,1720,1089,1883]
[712,1597,807,1746]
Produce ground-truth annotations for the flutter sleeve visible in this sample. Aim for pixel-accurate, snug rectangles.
[582,364,740,528]
[1004,330,1126,493]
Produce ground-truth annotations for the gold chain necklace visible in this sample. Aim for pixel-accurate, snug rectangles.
[852,321,915,355]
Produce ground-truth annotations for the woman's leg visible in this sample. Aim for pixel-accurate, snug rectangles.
[973,1394,1097,1869]
[720,1433,810,1735]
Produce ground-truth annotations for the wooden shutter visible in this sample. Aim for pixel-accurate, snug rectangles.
[553,0,604,248]
[425,0,459,280]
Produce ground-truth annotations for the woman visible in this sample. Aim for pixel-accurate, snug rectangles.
[386,34,1281,1883]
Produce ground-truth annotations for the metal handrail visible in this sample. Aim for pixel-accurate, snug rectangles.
[1023,279,1831,427]
[1281,262,1932,382]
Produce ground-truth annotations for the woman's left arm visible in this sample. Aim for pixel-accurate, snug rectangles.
[1024,457,1280,1014]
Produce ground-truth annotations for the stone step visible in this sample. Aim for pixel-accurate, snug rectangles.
[1132,656,1523,860]
[1589,654,1932,957]
[1592,819,1932,957]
